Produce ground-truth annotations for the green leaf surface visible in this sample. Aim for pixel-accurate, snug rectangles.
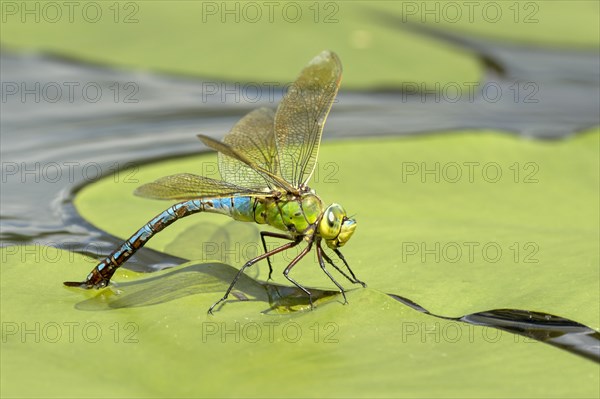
[74,129,600,332]
[4,1,598,90]
[1,246,598,398]
[399,0,599,48]
[1,1,479,89]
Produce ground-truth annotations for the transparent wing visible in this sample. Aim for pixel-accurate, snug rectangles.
[134,173,271,200]
[274,50,342,187]
[218,108,281,189]
[197,134,295,193]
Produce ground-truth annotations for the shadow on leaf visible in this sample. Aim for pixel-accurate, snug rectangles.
[74,261,341,313]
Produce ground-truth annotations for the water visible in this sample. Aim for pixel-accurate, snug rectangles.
[390,295,600,363]
[1,27,598,361]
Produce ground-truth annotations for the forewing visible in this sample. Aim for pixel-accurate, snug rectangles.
[197,134,295,193]
[134,173,269,200]
[274,51,342,187]
[219,108,280,189]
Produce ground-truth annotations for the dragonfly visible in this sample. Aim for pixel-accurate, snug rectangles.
[64,50,365,313]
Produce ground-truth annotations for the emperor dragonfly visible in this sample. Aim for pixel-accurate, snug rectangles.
[64,50,365,313]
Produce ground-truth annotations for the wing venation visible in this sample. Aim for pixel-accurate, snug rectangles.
[134,173,270,200]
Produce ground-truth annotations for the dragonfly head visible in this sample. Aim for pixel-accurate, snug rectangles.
[319,204,357,249]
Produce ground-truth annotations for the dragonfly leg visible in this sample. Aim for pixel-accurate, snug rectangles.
[333,248,367,288]
[316,243,347,304]
[260,231,294,281]
[282,241,314,309]
[208,238,302,314]
[320,246,358,286]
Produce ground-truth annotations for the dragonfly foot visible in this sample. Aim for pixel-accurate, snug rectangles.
[339,290,348,305]
[208,298,226,315]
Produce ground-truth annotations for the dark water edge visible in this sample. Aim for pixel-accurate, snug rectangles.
[389,294,600,364]
[1,25,599,362]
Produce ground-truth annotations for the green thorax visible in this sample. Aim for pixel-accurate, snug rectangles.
[254,193,323,237]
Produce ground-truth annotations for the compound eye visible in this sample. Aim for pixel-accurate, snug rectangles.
[319,204,345,240]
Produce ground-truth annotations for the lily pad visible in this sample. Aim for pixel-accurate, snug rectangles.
[0,0,475,89]
[2,2,597,89]
[75,129,600,331]
[1,246,598,398]
[394,0,599,48]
